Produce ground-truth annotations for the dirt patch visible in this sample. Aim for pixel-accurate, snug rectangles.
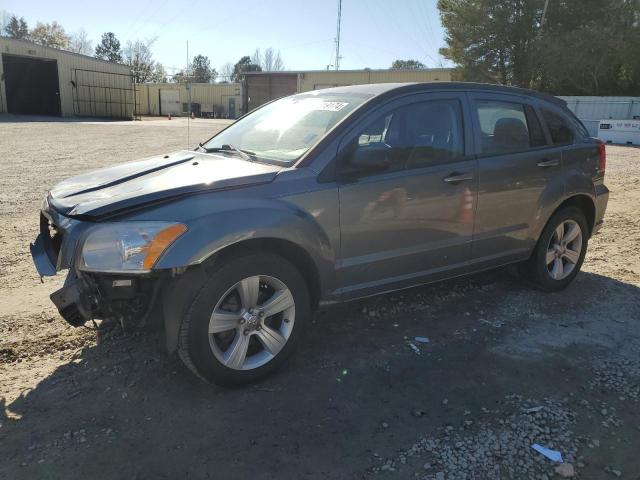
[0,118,639,479]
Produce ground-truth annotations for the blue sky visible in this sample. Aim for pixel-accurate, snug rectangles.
[2,0,450,77]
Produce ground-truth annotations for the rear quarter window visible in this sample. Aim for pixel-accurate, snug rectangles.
[541,108,576,145]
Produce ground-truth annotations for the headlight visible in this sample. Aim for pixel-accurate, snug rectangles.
[78,222,187,273]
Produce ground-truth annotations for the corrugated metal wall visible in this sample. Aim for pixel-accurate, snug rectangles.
[245,74,298,112]
[559,96,640,136]
[242,68,453,114]
[0,37,133,118]
[136,83,242,118]
[299,68,452,91]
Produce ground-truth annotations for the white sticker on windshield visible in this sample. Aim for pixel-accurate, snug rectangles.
[317,101,349,112]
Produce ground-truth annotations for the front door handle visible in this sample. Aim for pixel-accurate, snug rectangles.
[537,158,560,168]
[443,172,473,184]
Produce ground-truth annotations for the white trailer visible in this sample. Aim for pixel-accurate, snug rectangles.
[598,119,640,145]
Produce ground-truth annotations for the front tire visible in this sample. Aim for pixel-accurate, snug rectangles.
[178,252,310,385]
[522,206,588,292]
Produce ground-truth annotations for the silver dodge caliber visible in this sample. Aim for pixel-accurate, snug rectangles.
[31,82,609,384]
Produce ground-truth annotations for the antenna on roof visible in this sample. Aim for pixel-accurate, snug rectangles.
[334,0,342,70]
[186,40,190,149]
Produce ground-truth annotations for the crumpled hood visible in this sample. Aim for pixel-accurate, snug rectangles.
[48,150,282,218]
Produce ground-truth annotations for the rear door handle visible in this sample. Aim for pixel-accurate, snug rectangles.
[443,172,473,184]
[537,158,560,168]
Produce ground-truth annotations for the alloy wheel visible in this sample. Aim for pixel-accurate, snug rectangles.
[546,219,583,281]
[208,275,296,370]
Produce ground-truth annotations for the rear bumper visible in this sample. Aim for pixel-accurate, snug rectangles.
[592,183,609,235]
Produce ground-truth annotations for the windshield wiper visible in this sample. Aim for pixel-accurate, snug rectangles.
[199,143,256,161]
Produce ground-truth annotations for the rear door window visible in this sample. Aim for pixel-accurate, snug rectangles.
[475,100,548,155]
[541,109,575,145]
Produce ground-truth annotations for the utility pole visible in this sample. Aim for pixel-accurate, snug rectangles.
[540,0,550,31]
[335,0,342,70]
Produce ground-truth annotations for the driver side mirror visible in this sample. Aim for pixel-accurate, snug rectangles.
[340,143,392,180]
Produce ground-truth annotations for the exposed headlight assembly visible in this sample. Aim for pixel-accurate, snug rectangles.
[78,222,187,273]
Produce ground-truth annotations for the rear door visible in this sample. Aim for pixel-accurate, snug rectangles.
[336,92,477,297]
[468,93,560,264]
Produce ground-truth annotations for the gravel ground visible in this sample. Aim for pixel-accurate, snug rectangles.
[0,117,639,479]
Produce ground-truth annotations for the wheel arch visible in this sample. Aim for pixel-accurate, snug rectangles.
[551,194,596,237]
[162,237,323,354]
[206,237,322,310]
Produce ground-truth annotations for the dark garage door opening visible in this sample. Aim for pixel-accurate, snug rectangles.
[2,54,62,116]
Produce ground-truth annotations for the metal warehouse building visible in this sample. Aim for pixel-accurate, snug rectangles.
[241,68,452,114]
[136,82,242,118]
[0,37,134,119]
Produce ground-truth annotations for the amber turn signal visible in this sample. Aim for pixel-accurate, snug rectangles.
[142,224,187,269]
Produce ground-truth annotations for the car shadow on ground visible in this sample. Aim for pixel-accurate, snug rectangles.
[1,269,639,479]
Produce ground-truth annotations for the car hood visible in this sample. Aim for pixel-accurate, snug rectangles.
[48,150,282,218]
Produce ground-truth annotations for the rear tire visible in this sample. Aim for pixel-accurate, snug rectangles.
[178,252,310,385]
[521,206,588,292]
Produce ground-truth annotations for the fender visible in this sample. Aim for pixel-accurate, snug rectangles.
[156,198,336,353]
[154,198,336,293]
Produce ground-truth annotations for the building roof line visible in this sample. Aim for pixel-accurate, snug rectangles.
[242,67,452,75]
[0,36,132,70]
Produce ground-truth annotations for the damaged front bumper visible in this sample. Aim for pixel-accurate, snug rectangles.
[47,270,164,328]
[30,205,167,328]
[49,273,95,327]
[31,235,92,326]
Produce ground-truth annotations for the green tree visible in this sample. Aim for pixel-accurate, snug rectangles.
[535,0,640,95]
[30,21,70,49]
[391,59,426,70]
[232,56,262,82]
[438,0,541,86]
[95,32,122,63]
[437,0,640,95]
[191,54,217,83]
[4,15,29,39]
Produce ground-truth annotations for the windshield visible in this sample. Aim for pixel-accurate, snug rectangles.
[202,91,372,165]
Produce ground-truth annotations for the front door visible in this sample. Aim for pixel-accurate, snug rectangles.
[336,93,477,298]
[468,93,560,263]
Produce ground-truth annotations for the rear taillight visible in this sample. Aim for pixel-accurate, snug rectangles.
[597,142,606,176]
